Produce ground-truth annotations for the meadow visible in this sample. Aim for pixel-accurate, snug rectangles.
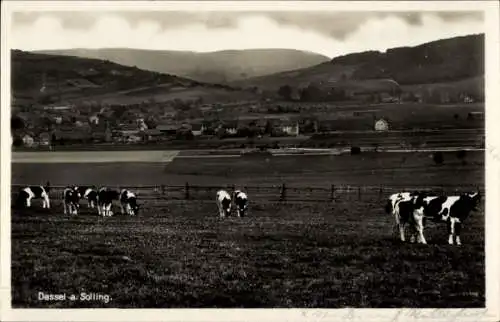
[10,151,485,308]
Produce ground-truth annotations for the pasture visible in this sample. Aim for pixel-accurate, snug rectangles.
[10,151,485,308]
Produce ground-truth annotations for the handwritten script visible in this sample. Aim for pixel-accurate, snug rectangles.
[299,308,494,322]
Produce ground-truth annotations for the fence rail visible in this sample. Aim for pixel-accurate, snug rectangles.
[11,183,484,204]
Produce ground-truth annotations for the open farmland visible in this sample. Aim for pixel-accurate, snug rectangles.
[12,150,484,187]
[11,151,485,308]
[11,198,485,308]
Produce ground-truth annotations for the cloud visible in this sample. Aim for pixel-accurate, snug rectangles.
[11,11,484,57]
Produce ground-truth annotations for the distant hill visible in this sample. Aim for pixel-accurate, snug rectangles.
[11,50,258,107]
[232,34,484,94]
[32,48,331,84]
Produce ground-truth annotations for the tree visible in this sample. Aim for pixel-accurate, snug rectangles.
[278,85,292,101]
[12,136,23,147]
[264,120,273,135]
[11,115,25,131]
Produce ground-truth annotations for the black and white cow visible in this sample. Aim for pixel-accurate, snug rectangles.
[387,192,429,244]
[233,190,248,217]
[120,189,140,216]
[74,186,98,209]
[97,188,120,217]
[63,187,80,215]
[16,185,51,209]
[421,191,481,245]
[216,190,232,218]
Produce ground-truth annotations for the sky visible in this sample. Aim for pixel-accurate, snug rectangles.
[11,10,484,58]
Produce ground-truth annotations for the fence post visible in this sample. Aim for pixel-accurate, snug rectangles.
[161,184,166,197]
[379,186,383,200]
[358,186,361,200]
[279,183,287,202]
[330,184,335,202]
[185,182,190,200]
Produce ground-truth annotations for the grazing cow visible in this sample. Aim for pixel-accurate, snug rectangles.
[422,191,481,245]
[74,186,98,209]
[233,190,248,217]
[97,188,120,217]
[388,192,429,244]
[16,185,51,209]
[216,190,232,218]
[120,189,140,216]
[63,187,80,215]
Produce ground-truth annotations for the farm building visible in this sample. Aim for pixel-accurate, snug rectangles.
[374,118,389,131]
[143,129,164,142]
[156,124,179,136]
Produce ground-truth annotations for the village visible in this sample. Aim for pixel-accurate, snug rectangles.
[11,82,480,149]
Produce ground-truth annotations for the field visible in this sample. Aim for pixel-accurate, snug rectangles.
[10,151,485,308]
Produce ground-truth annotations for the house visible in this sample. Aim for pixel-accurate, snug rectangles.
[88,115,99,125]
[22,134,35,147]
[91,128,113,143]
[136,118,148,131]
[280,121,300,136]
[374,118,389,131]
[117,124,140,136]
[125,134,142,143]
[143,129,165,142]
[38,132,51,146]
[191,123,204,136]
[156,124,179,136]
[221,121,239,135]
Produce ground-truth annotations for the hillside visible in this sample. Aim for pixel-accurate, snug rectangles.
[11,50,258,107]
[32,48,331,84]
[233,34,484,94]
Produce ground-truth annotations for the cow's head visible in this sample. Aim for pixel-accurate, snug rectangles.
[384,199,393,214]
[468,190,481,211]
[129,197,140,215]
[236,195,248,216]
[222,197,231,216]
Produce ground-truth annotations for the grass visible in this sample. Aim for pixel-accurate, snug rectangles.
[10,151,485,308]
[11,198,485,308]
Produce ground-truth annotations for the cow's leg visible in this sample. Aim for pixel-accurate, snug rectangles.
[46,196,51,209]
[416,217,427,245]
[63,201,67,215]
[26,197,32,208]
[398,221,406,242]
[455,220,462,246]
[448,219,455,245]
[97,204,102,216]
[120,202,125,215]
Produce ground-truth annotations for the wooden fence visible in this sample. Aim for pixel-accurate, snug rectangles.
[11,183,484,204]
